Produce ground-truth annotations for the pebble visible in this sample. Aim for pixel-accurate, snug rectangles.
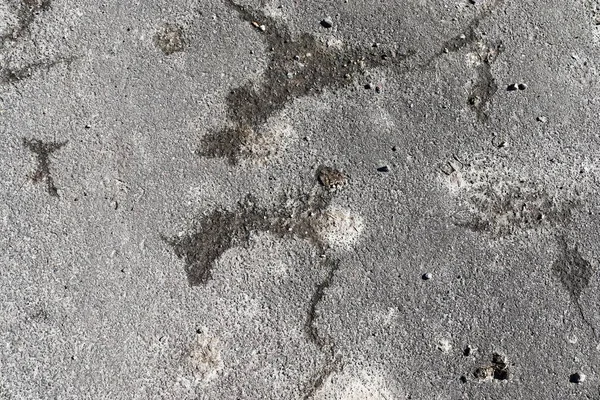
[518,83,527,90]
[375,86,382,93]
[463,345,472,356]
[570,372,586,384]
[506,83,518,91]
[537,116,548,123]
[364,83,372,90]
[321,17,333,28]
[377,165,390,172]
[422,272,432,280]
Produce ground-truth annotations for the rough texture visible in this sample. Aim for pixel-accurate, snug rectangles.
[1,0,600,399]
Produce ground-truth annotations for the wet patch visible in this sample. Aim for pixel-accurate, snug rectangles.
[22,137,66,197]
[198,0,414,164]
[443,155,574,237]
[154,23,185,55]
[552,238,597,337]
[165,188,341,286]
[553,240,594,302]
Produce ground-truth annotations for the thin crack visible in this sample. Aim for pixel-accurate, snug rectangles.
[1,56,77,85]
[302,256,343,399]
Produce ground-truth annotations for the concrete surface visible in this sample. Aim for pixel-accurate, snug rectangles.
[1,0,600,398]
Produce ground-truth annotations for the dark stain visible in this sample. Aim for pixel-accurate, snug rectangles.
[198,0,415,164]
[429,1,503,122]
[467,40,503,122]
[153,23,185,55]
[1,0,52,46]
[436,19,482,56]
[22,137,66,197]
[553,239,594,301]
[435,15,502,122]
[164,189,333,286]
[0,56,75,85]
[552,238,597,338]
[302,256,343,399]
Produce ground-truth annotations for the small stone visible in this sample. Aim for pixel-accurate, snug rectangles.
[375,86,382,93]
[518,83,527,90]
[391,146,397,152]
[317,166,347,190]
[463,346,472,356]
[364,83,372,90]
[497,141,508,148]
[422,272,432,280]
[537,116,548,123]
[459,375,468,383]
[259,24,266,32]
[321,17,333,28]
[569,372,586,384]
[506,83,518,91]
[377,165,390,172]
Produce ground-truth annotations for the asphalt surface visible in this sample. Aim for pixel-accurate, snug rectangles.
[1,0,600,398]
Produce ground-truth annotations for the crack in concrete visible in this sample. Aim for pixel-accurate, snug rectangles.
[22,137,66,197]
[302,256,343,399]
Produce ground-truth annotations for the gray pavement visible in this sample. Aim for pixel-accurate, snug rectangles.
[1,0,600,398]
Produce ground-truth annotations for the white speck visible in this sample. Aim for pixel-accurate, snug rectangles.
[437,339,452,353]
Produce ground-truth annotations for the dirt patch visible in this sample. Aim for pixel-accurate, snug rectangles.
[154,23,185,55]
[443,155,575,237]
